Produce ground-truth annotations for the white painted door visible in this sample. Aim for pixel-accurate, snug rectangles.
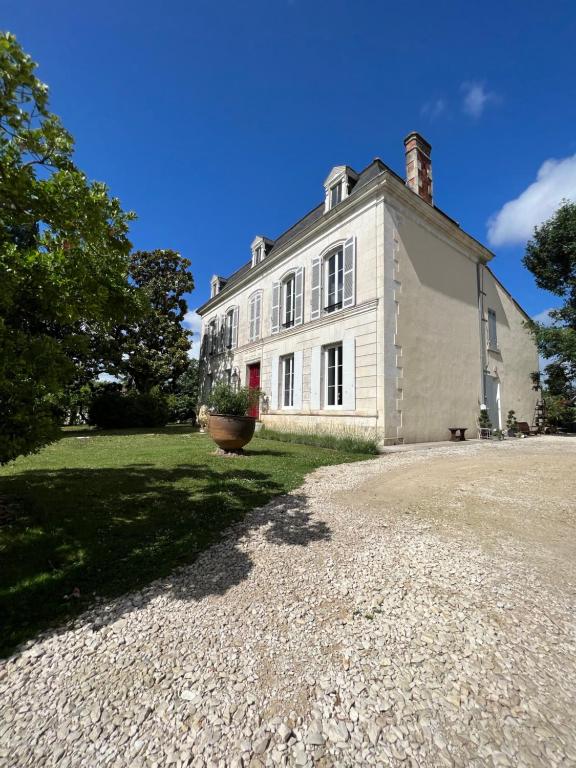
[484,374,501,430]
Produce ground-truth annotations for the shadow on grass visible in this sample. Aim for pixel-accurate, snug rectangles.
[59,424,198,439]
[0,461,330,656]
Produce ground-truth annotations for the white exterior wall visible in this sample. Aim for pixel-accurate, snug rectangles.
[198,171,539,445]
[200,196,384,436]
[482,270,540,427]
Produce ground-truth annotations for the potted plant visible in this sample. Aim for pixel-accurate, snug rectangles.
[506,409,518,437]
[207,383,260,452]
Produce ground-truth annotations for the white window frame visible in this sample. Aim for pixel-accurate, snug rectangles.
[324,248,344,313]
[330,181,342,208]
[281,354,295,408]
[323,343,343,409]
[282,273,296,328]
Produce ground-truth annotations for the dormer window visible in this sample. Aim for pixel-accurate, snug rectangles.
[210,275,227,298]
[324,166,358,212]
[251,236,275,267]
[330,182,342,208]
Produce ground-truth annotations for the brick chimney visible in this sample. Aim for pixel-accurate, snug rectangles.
[403,132,433,205]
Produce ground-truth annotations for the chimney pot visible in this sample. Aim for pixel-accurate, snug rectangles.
[404,131,433,205]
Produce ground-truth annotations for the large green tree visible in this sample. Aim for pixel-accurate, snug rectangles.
[109,249,194,393]
[524,200,576,384]
[0,33,139,463]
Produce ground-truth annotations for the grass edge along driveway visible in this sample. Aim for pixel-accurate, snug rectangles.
[0,426,372,657]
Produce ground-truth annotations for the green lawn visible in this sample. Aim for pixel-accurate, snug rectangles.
[0,427,370,656]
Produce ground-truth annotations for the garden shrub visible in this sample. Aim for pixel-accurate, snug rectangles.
[88,389,170,429]
[166,393,197,424]
[208,383,260,416]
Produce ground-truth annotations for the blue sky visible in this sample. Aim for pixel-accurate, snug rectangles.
[4,0,576,350]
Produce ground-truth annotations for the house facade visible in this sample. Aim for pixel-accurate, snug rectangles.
[196,132,539,444]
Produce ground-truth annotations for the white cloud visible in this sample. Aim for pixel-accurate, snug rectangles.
[487,154,576,246]
[182,310,202,360]
[461,82,495,118]
[421,98,446,120]
[531,307,556,326]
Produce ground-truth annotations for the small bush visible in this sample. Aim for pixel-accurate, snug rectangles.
[259,426,379,455]
[208,383,260,416]
[88,390,170,429]
[166,393,197,424]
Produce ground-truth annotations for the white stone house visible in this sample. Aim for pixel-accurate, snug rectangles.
[196,132,539,444]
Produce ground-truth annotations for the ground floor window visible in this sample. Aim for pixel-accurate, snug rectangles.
[324,343,343,406]
[282,354,294,407]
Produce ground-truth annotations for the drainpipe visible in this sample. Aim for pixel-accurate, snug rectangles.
[476,263,487,405]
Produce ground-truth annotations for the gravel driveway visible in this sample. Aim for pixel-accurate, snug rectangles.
[1,437,575,768]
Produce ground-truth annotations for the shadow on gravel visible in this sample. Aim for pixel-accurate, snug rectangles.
[0,463,330,656]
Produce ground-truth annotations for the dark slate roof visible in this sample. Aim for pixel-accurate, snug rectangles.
[200,159,393,309]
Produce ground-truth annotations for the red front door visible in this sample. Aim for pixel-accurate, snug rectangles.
[247,363,260,419]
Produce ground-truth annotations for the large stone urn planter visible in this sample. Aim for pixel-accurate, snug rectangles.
[209,414,256,452]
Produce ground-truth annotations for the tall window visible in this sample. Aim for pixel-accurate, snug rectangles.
[282,355,294,407]
[325,248,344,312]
[487,308,498,350]
[330,182,342,208]
[225,308,234,348]
[283,274,295,327]
[325,344,343,406]
[208,320,217,354]
[248,291,262,342]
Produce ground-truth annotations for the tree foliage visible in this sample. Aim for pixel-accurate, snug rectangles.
[524,200,576,382]
[0,33,139,463]
[108,249,194,393]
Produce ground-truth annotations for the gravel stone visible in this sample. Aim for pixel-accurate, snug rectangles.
[1,437,575,767]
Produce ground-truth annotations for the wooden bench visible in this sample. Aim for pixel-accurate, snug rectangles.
[517,421,539,436]
[448,427,467,441]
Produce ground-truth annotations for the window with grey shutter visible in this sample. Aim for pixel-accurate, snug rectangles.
[231,306,239,348]
[254,291,262,339]
[311,257,321,320]
[343,236,356,308]
[271,282,280,334]
[294,266,304,326]
[487,308,498,350]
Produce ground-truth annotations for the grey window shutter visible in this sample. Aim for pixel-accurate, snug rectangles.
[270,355,279,410]
[343,236,356,308]
[248,296,255,341]
[294,266,304,326]
[271,282,280,334]
[293,350,303,409]
[311,257,321,320]
[254,293,262,339]
[310,346,321,410]
[342,336,356,410]
[232,306,239,348]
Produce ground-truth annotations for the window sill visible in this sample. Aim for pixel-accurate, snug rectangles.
[487,345,500,353]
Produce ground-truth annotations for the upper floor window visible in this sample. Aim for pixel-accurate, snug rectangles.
[283,274,295,328]
[251,236,274,267]
[323,165,358,211]
[325,248,344,312]
[208,319,217,355]
[311,237,356,320]
[248,291,262,342]
[330,182,342,208]
[271,267,304,334]
[487,308,498,351]
[225,306,239,349]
